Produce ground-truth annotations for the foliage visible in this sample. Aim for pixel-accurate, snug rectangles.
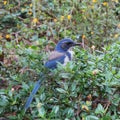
[0,0,120,119]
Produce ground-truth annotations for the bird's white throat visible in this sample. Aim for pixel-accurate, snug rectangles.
[63,49,74,66]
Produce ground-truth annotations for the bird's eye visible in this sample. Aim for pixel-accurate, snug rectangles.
[61,42,73,49]
[66,42,72,45]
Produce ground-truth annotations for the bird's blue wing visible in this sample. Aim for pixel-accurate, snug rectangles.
[44,55,65,69]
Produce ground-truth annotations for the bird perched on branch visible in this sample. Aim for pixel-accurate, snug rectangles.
[24,38,81,111]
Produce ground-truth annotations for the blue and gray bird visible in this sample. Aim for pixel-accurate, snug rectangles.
[24,38,81,111]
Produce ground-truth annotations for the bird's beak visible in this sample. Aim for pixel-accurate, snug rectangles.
[73,42,83,47]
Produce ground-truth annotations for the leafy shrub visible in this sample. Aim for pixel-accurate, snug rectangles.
[0,41,120,119]
[0,0,120,119]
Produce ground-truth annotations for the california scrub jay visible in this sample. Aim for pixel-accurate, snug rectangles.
[24,38,81,111]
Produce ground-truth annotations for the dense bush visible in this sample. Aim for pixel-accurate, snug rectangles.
[0,41,120,119]
[0,0,120,119]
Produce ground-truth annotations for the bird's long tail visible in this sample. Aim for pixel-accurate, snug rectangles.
[24,74,45,111]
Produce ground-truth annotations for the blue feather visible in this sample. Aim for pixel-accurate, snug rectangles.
[24,74,45,111]
[45,55,65,69]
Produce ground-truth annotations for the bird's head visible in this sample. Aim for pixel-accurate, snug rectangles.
[55,38,81,52]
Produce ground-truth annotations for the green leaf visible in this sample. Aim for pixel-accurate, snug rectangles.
[85,115,99,120]
[0,95,8,106]
[56,88,67,94]
[71,82,76,92]
[95,104,105,115]
[67,108,74,118]
[101,115,112,120]
[7,116,17,120]
[59,73,71,79]
[51,105,59,114]
[46,30,51,36]
[22,82,29,90]
[0,46,2,54]
[31,35,38,41]
[38,107,46,118]
[105,71,113,81]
